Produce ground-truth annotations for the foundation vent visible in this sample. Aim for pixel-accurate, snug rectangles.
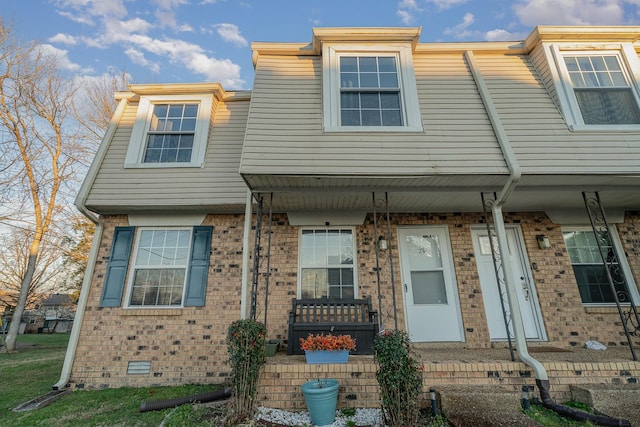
[127,361,151,375]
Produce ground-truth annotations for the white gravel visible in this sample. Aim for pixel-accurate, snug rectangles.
[256,406,386,426]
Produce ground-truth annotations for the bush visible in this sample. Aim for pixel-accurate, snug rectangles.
[226,319,267,425]
[373,330,423,427]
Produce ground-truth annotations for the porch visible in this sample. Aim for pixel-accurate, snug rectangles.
[256,344,640,411]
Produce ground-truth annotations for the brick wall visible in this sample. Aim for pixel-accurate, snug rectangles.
[70,211,640,388]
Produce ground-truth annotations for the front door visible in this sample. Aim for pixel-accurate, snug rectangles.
[471,226,546,340]
[398,226,464,342]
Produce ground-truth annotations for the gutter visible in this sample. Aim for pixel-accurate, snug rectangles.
[466,50,630,426]
[53,96,129,390]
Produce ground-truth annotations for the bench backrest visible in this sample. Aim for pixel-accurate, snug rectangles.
[291,298,374,323]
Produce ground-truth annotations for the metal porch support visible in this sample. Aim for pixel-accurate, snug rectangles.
[248,193,274,326]
[583,192,640,361]
[371,192,398,331]
[481,192,516,361]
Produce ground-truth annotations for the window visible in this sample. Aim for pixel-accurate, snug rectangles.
[299,229,356,299]
[322,45,422,132]
[548,44,640,130]
[99,226,212,308]
[124,94,213,168]
[340,56,402,126]
[128,229,192,306]
[143,104,198,163]
[563,55,640,125]
[562,228,636,304]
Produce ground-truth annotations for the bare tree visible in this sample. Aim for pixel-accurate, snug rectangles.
[0,20,87,351]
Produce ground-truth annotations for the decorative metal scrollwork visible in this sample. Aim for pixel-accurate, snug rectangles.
[583,192,639,360]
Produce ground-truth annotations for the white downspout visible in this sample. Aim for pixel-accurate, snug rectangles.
[53,96,129,389]
[465,50,548,381]
[240,190,253,319]
[53,222,102,389]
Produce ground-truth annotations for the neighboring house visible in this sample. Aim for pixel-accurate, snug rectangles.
[61,26,640,390]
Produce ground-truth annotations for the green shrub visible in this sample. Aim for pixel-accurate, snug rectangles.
[373,330,423,427]
[225,319,266,425]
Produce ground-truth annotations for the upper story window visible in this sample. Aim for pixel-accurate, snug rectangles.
[548,44,640,131]
[322,45,423,132]
[340,56,402,126]
[144,104,198,163]
[125,94,213,168]
[564,55,640,125]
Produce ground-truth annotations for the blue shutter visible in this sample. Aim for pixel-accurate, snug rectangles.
[184,226,212,307]
[100,226,135,307]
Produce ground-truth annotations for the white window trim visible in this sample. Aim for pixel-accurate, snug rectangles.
[546,43,640,132]
[124,94,213,168]
[297,226,358,299]
[322,43,423,133]
[124,227,193,309]
[562,225,640,307]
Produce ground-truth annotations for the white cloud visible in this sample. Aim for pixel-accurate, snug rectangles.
[49,33,78,45]
[485,29,514,41]
[514,0,625,26]
[38,44,92,73]
[426,0,468,10]
[124,48,161,74]
[397,9,415,25]
[215,23,248,47]
[399,0,423,10]
[443,12,475,39]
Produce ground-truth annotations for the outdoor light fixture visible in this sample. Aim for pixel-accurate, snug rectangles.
[378,236,387,251]
[536,234,550,249]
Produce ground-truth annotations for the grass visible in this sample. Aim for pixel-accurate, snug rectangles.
[0,334,605,427]
[0,333,226,427]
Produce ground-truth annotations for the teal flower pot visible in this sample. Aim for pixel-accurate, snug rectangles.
[301,379,339,426]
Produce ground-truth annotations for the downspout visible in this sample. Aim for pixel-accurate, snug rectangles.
[240,190,253,319]
[465,50,547,382]
[466,51,630,426]
[53,96,129,390]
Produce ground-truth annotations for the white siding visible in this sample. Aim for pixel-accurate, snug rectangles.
[240,52,508,177]
[86,98,249,212]
[474,53,640,174]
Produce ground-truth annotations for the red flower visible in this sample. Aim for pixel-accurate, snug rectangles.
[299,334,356,351]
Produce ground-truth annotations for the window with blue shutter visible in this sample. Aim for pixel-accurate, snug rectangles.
[100,226,135,307]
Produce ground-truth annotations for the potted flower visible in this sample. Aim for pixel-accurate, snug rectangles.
[299,333,356,364]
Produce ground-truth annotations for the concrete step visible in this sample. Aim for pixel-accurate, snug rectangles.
[571,383,640,427]
[437,386,542,427]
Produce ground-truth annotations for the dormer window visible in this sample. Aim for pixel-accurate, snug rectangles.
[563,55,640,125]
[340,56,403,126]
[322,44,423,132]
[547,43,640,131]
[125,94,213,168]
[143,104,198,163]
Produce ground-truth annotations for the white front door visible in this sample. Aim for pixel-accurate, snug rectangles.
[398,226,464,342]
[471,226,546,340]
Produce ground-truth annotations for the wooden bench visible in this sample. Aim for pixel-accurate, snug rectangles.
[287,297,379,355]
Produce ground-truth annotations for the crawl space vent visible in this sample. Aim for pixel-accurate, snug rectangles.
[127,361,151,375]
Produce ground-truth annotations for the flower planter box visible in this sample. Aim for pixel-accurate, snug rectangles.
[304,349,349,364]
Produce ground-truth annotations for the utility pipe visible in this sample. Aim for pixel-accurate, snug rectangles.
[466,50,630,426]
[53,94,130,390]
[465,49,547,380]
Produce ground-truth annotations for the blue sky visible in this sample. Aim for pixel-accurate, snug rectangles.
[3,0,640,90]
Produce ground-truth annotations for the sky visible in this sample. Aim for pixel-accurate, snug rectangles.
[2,0,640,91]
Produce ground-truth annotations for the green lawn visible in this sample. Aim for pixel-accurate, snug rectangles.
[0,334,225,426]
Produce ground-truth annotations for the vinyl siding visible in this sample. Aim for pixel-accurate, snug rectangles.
[85,97,249,212]
[473,52,640,174]
[240,52,508,177]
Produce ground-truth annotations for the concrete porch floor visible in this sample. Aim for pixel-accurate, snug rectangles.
[256,344,640,412]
